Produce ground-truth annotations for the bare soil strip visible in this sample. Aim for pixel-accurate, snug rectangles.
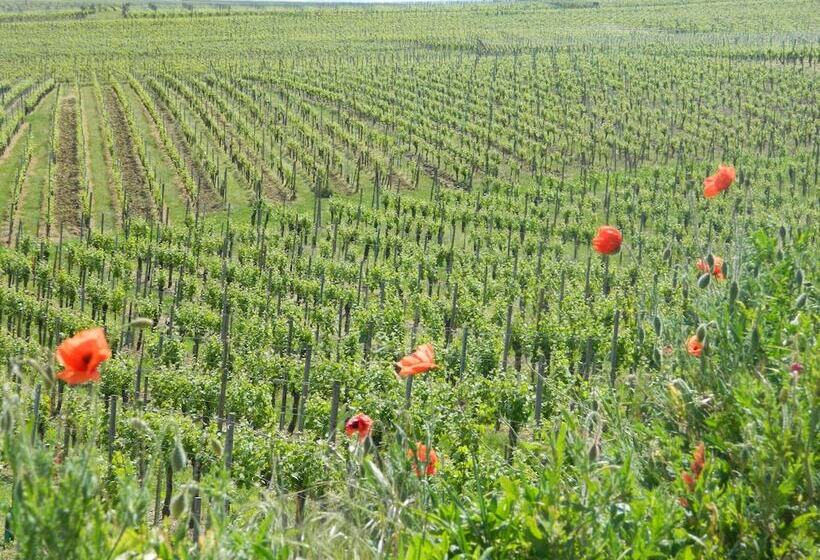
[53,97,83,234]
[103,88,155,220]
[79,90,94,209]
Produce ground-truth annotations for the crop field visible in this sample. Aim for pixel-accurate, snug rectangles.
[0,0,817,558]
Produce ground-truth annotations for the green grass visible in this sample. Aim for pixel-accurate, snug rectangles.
[0,123,28,227]
[81,85,117,230]
[18,89,57,236]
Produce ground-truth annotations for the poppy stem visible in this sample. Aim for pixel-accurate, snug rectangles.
[404,376,413,409]
[327,381,340,443]
[609,309,620,387]
[106,395,117,470]
[534,360,544,427]
[223,413,235,516]
[30,384,41,446]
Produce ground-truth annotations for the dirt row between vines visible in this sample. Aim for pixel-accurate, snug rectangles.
[103,87,155,220]
[53,97,83,235]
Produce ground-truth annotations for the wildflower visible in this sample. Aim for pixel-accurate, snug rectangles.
[408,442,438,477]
[691,442,705,478]
[395,343,437,377]
[591,225,622,255]
[681,442,706,492]
[686,335,703,358]
[696,256,725,280]
[662,345,674,357]
[790,362,804,378]
[56,328,111,385]
[703,165,735,198]
[344,413,373,441]
[681,471,696,493]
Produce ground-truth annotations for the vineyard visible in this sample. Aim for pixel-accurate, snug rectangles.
[0,0,817,558]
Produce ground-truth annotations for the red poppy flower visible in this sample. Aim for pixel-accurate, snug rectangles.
[344,413,373,441]
[395,343,437,377]
[56,328,111,385]
[713,257,725,278]
[408,442,438,477]
[686,335,703,358]
[591,225,622,255]
[681,442,706,493]
[696,257,725,280]
[703,165,735,198]
[681,471,696,493]
[690,442,705,478]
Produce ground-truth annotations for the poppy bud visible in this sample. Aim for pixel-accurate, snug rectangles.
[795,269,803,287]
[776,248,783,261]
[652,347,662,367]
[588,440,600,462]
[696,324,707,342]
[9,362,20,383]
[778,226,786,242]
[729,281,739,304]
[697,273,711,289]
[171,439,187,472]
[170,493,187,518]
[652,316,662,337]
[667,382,683,408]
[129,418,150,434]
[795,293,807,309]
[129,317,154,329]
[24,359,53,387]
[209,437,223,457]
[0,407,13,433]
[706,254,715,268]
[663,247,672,261]
[721,261,728,279]
[750,326,760,350]
[796,333,808,353]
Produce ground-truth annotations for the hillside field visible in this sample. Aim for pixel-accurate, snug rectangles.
[0,0,817,558]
